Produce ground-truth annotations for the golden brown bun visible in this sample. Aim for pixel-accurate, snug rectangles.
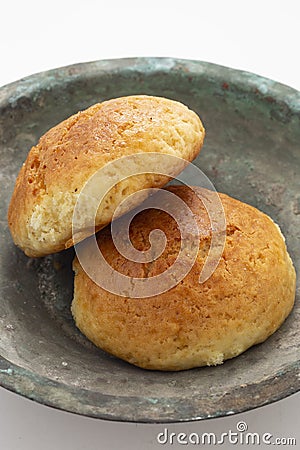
[71,186,296,371]
[8,96,204,257]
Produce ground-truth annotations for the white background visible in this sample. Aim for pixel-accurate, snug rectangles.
[0,1,299,449]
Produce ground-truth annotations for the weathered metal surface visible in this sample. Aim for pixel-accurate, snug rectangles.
[0,58,299,422]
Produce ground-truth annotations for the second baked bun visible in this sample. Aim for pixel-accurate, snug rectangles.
[8,96,204,257]
[71,186,296,371]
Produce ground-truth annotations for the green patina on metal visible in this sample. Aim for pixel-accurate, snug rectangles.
[0,58,299,422]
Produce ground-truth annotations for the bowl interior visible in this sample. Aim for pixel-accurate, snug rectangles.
[0,58,299,422]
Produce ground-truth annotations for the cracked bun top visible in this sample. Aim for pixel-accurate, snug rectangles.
[8,96,204,257]
[71,186,296,371]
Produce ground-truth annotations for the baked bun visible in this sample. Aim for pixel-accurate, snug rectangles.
[8,96,204,257]
[71,186,296,371]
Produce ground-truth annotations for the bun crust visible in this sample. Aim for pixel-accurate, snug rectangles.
[8,96,204,257]
[71,186,296,371]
